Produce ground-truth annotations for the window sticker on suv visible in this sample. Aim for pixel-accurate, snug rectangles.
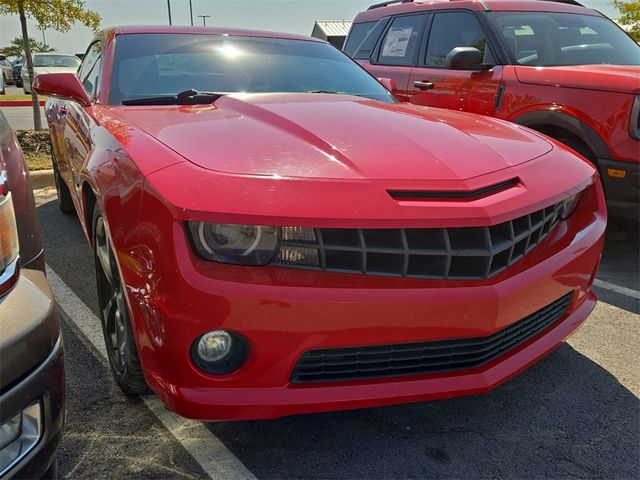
[381,27,414,57]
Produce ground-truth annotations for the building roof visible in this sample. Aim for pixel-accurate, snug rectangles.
[312,21,352,38]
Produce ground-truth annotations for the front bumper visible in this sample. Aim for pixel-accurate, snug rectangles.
[0,269,64,478]
[599,158,639,222]
[0,337,64,479]
[120,179,606,421]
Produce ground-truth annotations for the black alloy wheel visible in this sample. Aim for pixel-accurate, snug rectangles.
[93,204,148,395]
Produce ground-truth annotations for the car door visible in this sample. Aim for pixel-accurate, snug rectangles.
[60,41,102,198]
[361,13,428,102]
[408,10,504,115]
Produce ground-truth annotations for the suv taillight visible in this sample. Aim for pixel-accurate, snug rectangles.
[0,192,19,296]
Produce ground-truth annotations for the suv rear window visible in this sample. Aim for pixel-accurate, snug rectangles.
[344,21,377,56]
[490,12,640,66]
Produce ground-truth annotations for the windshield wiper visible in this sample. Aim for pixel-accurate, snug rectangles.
[306,90,341,94]
[122,89,225,106]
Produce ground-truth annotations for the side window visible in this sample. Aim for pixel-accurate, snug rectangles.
[351,19,391,60]
[424,12,495,67]
[77,42,102,98]
[377,14,426,66]
[344,21,377,56]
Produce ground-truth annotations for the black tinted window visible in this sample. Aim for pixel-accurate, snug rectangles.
[490,12,640,66]
[344,21,377,56]
[425,12,494,67]
[109,34,395,105]
[377,15,426,66]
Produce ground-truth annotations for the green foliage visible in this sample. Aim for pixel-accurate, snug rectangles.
[0,36,55,57]
[613,0,640,41]
[0,0,101,32]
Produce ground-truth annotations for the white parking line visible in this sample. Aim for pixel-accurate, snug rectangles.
[593,279,640,301]
[45,265,257,480]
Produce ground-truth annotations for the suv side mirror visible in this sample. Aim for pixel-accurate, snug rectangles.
[33,72,92,107]
[446,47,490,71]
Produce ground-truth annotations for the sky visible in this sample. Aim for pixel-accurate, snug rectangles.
[0,0,620,54]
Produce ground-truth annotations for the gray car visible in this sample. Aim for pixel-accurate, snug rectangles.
[0,111,64,479]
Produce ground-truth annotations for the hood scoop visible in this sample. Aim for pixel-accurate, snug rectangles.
[388,178,520,201]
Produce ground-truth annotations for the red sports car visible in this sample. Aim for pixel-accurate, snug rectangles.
[36,26,605,421]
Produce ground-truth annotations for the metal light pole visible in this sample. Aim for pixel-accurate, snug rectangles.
[40,26,46,47]
[167,0,172,25]
[198,14,210,26]
[189,0,194,26]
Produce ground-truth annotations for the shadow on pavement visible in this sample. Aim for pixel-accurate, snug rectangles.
[207,345,639,479]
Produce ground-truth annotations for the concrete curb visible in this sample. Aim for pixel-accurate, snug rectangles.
[30,169,55,189]
[0,100,46,107]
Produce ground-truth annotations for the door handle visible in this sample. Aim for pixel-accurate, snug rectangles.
[414,80,434,90]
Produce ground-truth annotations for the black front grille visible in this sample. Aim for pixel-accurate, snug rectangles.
[290,293,573,384]
[273,203,561,280]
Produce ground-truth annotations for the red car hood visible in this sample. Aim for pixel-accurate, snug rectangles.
[109,93,552,181]
[515,65,640,94]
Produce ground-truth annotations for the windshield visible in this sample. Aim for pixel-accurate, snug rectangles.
[109,33,395,105]
[489,12,640,66]
[33,54,81,68]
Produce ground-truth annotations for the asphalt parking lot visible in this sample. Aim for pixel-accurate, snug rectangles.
[32,187,639,480]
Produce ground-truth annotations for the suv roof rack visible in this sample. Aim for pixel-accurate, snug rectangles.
[366,0,583,10]
[539,0,583,5]
[367,0,414,11]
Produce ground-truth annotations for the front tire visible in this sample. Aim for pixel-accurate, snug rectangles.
[93,204,148,396]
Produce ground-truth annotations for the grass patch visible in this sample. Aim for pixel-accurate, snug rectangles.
[16,130,53,171]
[25,152,53,171]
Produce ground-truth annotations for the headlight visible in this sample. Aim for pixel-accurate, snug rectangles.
[186,222,278,265]
[0,192,19,273]
[559,192,582,220]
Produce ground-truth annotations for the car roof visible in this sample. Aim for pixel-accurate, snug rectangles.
[103,25,324,43]
[354,0,602,22]
[32,52,78,56]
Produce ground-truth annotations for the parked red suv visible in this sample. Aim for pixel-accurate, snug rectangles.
[345,0,639,222]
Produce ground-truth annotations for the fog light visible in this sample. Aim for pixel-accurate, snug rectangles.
[0,401,42,476]
[191,330,249,374]
[197,330,232,362]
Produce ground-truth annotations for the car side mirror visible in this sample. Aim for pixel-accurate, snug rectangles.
[33,72,92,107]
[445,47,491,71]
[377,77,397,92]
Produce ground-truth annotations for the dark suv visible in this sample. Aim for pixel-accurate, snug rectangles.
[0,111,64,479]
[344,0,639,222]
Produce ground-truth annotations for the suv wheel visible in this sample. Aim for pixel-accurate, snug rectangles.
[93,204,148,396]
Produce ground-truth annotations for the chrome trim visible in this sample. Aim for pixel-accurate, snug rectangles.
[0,257,20,296]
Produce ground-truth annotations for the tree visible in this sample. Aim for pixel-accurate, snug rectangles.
[613,0,640,41]
[0,36,55,57]
[0,0,100,130]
